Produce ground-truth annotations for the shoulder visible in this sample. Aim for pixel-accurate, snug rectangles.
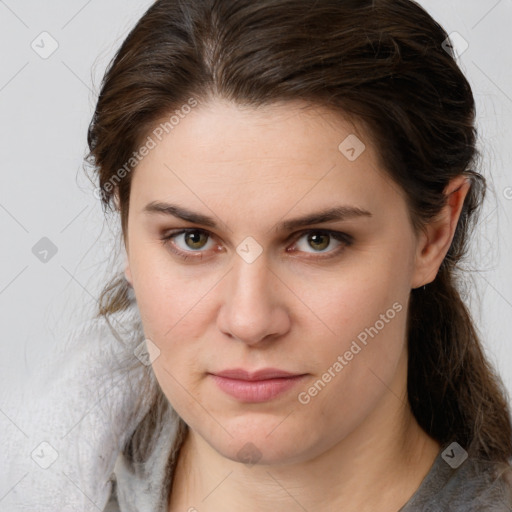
[440,458,512,511]
[402,446,512,512]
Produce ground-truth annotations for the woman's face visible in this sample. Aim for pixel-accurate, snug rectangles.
[124,98,426,465]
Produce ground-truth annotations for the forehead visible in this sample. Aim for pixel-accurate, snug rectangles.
[140,99,371,168]
[130,99,403,223]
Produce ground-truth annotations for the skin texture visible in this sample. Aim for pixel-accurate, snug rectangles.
[123,98,470,512]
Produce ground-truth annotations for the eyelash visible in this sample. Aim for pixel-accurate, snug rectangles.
[159,228,353,262]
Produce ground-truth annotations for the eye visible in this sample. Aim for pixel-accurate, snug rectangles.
[289,230,351,256]
[161,229,218,260]
[169,229,214,250]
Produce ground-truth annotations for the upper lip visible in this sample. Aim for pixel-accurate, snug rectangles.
[211,368,305,381]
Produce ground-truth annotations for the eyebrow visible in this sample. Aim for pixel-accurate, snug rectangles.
[143,201,372,232]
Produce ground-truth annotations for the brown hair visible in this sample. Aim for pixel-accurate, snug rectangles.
[86,0,512,465]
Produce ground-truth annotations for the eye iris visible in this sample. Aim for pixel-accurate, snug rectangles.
[308,233,330,251]
[185,231,208,250]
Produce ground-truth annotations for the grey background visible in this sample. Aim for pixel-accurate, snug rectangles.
[1,0,511,426]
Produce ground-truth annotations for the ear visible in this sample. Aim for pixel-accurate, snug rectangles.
[411,175,471,289]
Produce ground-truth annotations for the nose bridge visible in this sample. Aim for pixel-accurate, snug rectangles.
[232,254,272,304]
[218,252,290,344]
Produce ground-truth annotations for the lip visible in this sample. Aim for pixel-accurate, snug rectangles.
[209,368,307,403]
[213,368,303,381]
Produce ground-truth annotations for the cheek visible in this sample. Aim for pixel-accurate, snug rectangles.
[292,245,412,400]
[292,285,409,443]
[128,239,213,337]
[128,261,213,408]
[134,267,212,412]
[298,249,411,348]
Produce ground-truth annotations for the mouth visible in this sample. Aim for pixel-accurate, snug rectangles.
[208,368,308,403]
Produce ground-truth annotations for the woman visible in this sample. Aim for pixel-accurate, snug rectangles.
[86,0,512,510]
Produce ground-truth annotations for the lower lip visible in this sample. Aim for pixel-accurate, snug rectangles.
[210,374,307,403]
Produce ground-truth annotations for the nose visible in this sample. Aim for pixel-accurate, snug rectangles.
[216,255,291,346]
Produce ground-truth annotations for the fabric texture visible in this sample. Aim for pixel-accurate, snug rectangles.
[398,449,512,511]
[0,292,157,511]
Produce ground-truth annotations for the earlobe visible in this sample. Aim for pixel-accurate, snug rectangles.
[411,175,471,289]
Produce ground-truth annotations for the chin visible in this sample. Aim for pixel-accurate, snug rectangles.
[202,418,320,467]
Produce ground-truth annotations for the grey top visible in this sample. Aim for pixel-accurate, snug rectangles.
[399,444,512,511]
